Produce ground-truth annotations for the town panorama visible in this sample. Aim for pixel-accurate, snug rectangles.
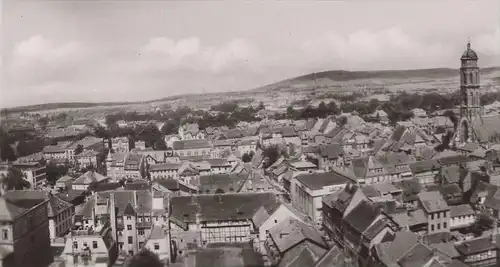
[1,1,500,267]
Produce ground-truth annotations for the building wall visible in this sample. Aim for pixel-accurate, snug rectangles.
[150,169,178,180]
[49,207,74,240]
[256,206,302,254]
[8,202,53,267]
[144,236,170,262]
[427,210,450,234]
[174,148,212,157]
[450,214,475,229]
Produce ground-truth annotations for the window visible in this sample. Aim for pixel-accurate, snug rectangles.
[2,229,8,240]
[73,241,78,249]
[274,219,278,224]
[437,213,440,219]
[127,225,132,230]
[154,243,160,250]
[127,216,131,220]
[128,236,133,244]
[129,250,133,256]
[431,225,435,231]
[138,229,145,235]
[146,217,150,222]
[139,242,144,248]
[431,214,434,220]
[93,241,98,249]
[437,224,441,230]
[118,242,124,250]
[443,222,447,229]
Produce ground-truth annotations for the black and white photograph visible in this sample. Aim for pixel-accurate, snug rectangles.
[0,0,500,266]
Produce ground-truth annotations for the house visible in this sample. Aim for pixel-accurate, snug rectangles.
[0,191,53,267]
[289,160,317,173]
[55,175,74,191]
[322,187,398,267]
[172,140,212,157]
[192,173,249,194]
[110,137,129,153]
[16,163,47,189]
[169,193,280,245]
[205,158,232,174]
[291,171,352,226]
[350,153,414,185]
[237,139,258,155]
[417,191,450,234]
[105,152,127,181]
[264,217,328,266]
[43,144,70,162]
[124,152,146,179]
[149,163,181,180]
[72,171,110,191]
[76,150,100,169]
[61,222,118,267]
[142,225,170,263]
[455,234,500,267]
[318,143,345,171]
[449,204,475,230]
[409,159,441,185]
[251,203,305,254]
[47,192,74,240]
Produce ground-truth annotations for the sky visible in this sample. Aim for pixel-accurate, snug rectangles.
[1,0,499,108]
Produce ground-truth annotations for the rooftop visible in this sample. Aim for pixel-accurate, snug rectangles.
[295,172,351,190]
[418,191,449,213]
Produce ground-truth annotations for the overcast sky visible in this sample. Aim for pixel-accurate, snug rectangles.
[1,0,499,108]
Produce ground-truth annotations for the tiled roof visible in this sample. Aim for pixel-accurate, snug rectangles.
[319,143,344,159]
[149,163,181,172]
[343,200,380,234]
[73,171,108,185]
[295,172,350,190]
[47,193,72,218]
[450,204,474,217]
[277,242,327,267]
[0,191,47,221]
[173,140,212,150]
[418,191,449,213]
[269,217,326,253]
[170,192,280,226]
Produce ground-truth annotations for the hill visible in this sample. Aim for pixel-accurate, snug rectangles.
[2,67,500,114]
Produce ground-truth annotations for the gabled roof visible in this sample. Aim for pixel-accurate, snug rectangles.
[73,171,108,185]
[0,191,47,221]
[269,217,326,253]
[123,203,136,216]
[295,172,351,190]
[173,140,212,150]
[343,200,381,234]
[170,193,280,226]
[47,193,73,218]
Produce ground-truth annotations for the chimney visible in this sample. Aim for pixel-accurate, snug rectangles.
[279,232,290,238]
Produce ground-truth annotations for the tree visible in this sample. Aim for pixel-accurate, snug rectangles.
[0,142,16,161]
[337,116,348,127]
[443,110,458,128]
[258,101,265,111]
[74,144,84,155]
[2,167,31,191]
[242,151,255,163]
[262,146,280,168]
[126,249,163,267]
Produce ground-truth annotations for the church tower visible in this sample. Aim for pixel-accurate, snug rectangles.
[460,41,481,121]
[455,41,482,144]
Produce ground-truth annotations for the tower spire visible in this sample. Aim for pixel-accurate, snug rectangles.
[467,37,471,49]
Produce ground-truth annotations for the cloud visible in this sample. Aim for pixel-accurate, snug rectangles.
[139,37,257,73]
[474,27,500,56]
[301,28,454,70]
[9,35,88,86]
[12,35,84,67]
